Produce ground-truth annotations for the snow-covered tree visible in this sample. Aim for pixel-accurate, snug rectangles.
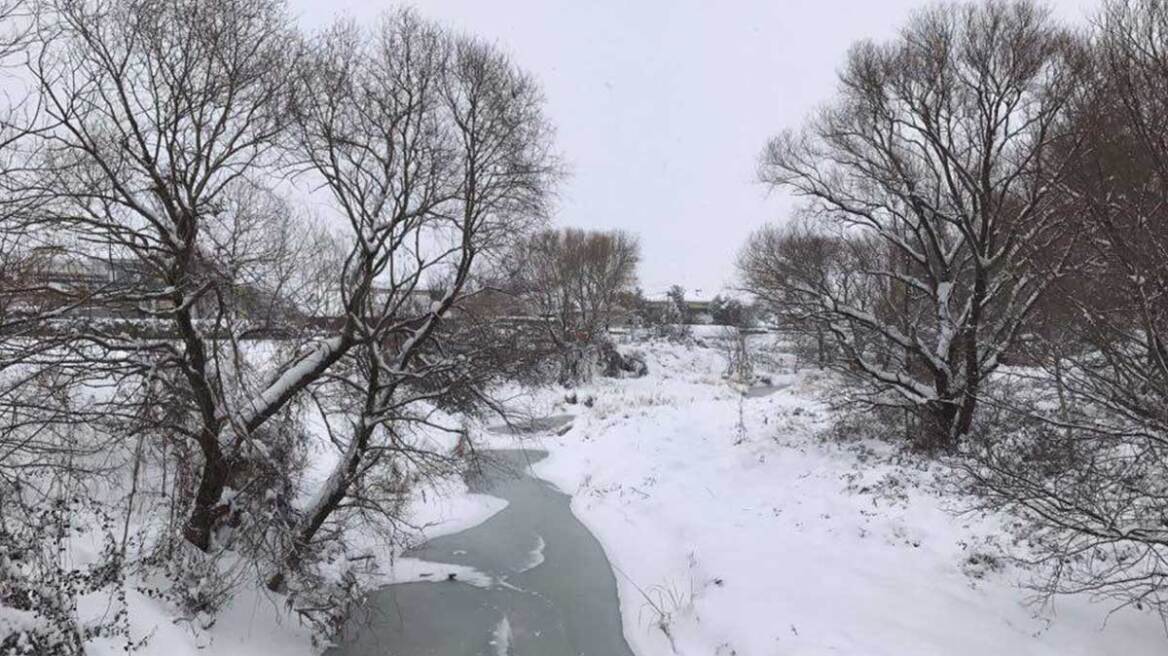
[0,0,557,637]
[709,295,750,327]
[758,0,1089,449]
[267,11,557,590]
[969,0,1168,619]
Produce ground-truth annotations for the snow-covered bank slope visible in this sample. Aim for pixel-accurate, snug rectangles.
[7,457,506,656]
[515,339,1167,656]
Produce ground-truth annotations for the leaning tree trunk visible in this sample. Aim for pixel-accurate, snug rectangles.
[268,418,376,593]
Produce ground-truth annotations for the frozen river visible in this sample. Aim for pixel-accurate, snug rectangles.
[326,448,636,656]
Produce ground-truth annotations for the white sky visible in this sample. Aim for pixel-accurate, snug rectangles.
[290,0,1094,298]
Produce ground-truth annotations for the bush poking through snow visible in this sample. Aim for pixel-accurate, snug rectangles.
[718,327,755,385]
[599,342,649,379]
[0,498,138,655]
[629,575,694,654]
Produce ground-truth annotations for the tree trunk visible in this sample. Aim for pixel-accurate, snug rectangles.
[917,399,957,452]
[954,384,978,439]
[268,418,375,592]
[816,326,826,369]
[954,270,987,439]
[183,434,229,551]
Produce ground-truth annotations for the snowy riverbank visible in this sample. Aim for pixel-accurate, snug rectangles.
[61,336,1168,656]
[493,337,1168,656]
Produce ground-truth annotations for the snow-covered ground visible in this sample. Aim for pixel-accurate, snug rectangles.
[1,415,507,656]
[484,337,1168,656]
[46,465,507,656]
[24,335,1168,655]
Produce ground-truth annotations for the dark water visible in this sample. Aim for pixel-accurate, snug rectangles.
[326,449,636,656]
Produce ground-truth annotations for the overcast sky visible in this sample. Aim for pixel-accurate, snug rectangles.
[290,0,1094,298]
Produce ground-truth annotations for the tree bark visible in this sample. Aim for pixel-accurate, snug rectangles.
[183,433,230,551]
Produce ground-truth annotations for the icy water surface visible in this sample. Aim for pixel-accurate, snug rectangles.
[742,382,792,398]
[326,449,635,656]
[485,414,576,436]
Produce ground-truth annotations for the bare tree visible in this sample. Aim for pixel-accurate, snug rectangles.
[0,0,49,376]
[759,0,1089,449]
[0,0,559,644]
[968,0,1168,618]
[511,227,639,380]
[24,0,319,556]
[738,219,855,368]
[266,10,557,592]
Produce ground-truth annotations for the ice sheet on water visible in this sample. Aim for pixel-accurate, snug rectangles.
[515,534,546,573]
